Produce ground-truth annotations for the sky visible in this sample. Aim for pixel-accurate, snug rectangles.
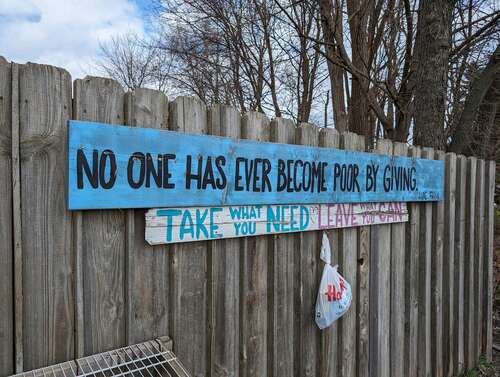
[0,0,152,79]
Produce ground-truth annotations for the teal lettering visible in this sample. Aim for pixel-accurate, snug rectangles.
[210,207,223,238]
[266,205,281,233]
[229,206,242,220]
[299,206,309,230]
[179,210,194,240]
[195,209,209,239]
[157,209,182,242]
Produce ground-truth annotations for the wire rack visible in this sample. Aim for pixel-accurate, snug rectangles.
[11,338,191,377]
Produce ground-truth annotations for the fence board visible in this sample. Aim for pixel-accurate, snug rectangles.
[168,96,208,377]
[369,139,392,377]
[73,76,126,355]
[390,142,408,377]
[464,157,477,369]
[124,88,169,344]
[19,63,74,369]
[0,57,14,376]
[339,132,363,377]
[269,117,296,377]
[318,127,340,377]
[431,150,445,377]
[474,159,485,361]
[454,155,467,374]
[239,111,270,377]
[294,123,320,377]
[405,146,421,377]
[443,153,457,376]
[208,104,241,377]
[483,161,495,361]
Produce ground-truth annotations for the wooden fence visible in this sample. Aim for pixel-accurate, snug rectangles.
[0,58,496,377]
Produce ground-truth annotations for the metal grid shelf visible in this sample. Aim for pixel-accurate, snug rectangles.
[11,338,190,377]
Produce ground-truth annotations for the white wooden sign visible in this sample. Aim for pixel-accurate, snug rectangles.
[145,202,408,245]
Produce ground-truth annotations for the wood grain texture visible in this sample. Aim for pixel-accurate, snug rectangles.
[168,96,208,377]
[418,147,434,377]
[269,117,296,377]
[73,76,126,355]
[474,159,485,361]
[339,132,363,377]
[318,127,340,377]
[208,104,241,377]
[0,56,14,376]
[124,88,169,345]
[443,153,457,377]
[464,157,477,369]
[431,150,445,377]
[390,142,408,377]
[454,155,467,374]
[12,63,23,373]
[19,63,74,369]
[369,139,392,377]
[405,146,421,377]
[294,123,320,377]
[483,161,495,361]
[239,111,270,377]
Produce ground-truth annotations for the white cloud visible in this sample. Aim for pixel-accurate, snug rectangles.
[0,0,145,79]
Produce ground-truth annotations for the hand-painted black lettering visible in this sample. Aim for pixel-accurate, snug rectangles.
[162,154,176,189]
[77,148,98,189]
[215,156,227,189]
[100,149,117,189]
[127,152,145,189]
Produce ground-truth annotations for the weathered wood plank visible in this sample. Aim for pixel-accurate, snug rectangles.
[453,155,467,374]
[295,123,320,377]
[11,62,23,373]
[474,159,485,361]
[405,146,421,377]
[338,132,364,377]
[464,157,477,369]
[269,117,296,377]
[124,88,169,345]
[369,139,392,377]
[67,121,446,210]
[318,127,340,377]
[431,150,445,377]
[483,161,495,361]
[208,104,241,377]
[239,112,270,377]
[390,142,408,377]
[417,147,434,377]
[0,56,14,376]
[73,76,126,355]
[19,63,74,369]
[443,153,457,377]
[145,203,408,244]
[168,96,208,377]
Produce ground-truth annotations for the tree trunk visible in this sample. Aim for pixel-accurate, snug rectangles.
[413,0,453,149]
[448,43,500,154]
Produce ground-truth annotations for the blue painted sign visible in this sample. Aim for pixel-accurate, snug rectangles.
[67,121,444,210]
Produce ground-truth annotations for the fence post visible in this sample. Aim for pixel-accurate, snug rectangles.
[124,88,170,345]
[207,104,241,377]
[269,117,296,377]
[443,153,457,376]
[0,56,14,376]
[391,142,408,377]
[474,159,485,361]
[168,97,209,377]
[239,111,270,377]
[464,156,477,369]
[73,76,126,356]
[318,127,341,377]
[369,139,392,377]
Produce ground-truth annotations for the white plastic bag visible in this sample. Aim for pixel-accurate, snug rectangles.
[315,233,352,330]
